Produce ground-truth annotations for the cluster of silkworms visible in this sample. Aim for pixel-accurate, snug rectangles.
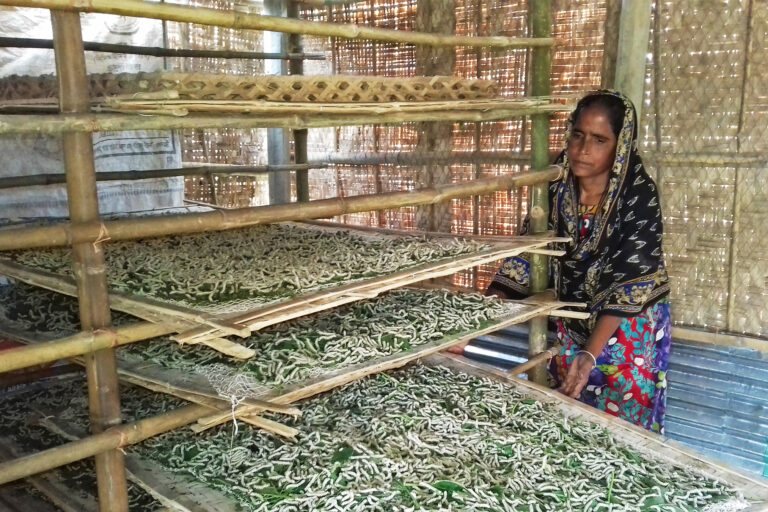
[140,365,746,512]
[120,289,526,396]
[0,367,742,512]
[9,224,486,309]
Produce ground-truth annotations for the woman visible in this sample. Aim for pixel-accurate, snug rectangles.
[488,90,670,433]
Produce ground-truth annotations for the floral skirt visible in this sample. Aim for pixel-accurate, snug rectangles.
[548,299,671,433]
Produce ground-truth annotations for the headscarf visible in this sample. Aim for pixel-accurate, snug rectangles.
[489,90,670,345]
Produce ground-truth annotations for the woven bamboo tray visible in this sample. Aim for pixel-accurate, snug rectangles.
[0,72,497,103]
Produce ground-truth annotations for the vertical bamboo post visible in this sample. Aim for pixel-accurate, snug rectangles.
[527,0,552,386]
[415,0,456,233]
[600,0,621,89]
[288,0,310,203]
[614,0,652,121]
[50,11,129,511]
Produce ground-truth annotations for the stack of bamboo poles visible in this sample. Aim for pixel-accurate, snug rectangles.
[0,0,559,508]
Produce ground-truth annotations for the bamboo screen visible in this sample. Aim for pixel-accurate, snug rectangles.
[641,0,768,338]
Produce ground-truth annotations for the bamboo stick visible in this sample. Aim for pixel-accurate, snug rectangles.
[0,0,554,49]
[51,10,128,510]
[508,349,556,376]
[0,166,562,251]
[0,36,324,60]
[526,0,553,387]
[0,103,569,135]
[548,309,591,319]
[0,164,315,190]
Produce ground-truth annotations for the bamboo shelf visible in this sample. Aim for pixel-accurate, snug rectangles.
[0,223,568,348]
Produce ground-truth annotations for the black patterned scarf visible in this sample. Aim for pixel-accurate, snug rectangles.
[489,90,670,345]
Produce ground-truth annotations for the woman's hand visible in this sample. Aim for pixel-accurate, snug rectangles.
[557,352,595,399]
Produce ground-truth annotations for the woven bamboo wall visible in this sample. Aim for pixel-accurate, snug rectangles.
[642,0,768,338]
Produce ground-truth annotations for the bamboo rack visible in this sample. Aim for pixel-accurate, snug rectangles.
[0,0,554,49]
[0,298,559,484]
[526,0,553,387]
[0,103,569,135]
[174,236,570,345]
[0,165,563,251]
[51,11,128,510]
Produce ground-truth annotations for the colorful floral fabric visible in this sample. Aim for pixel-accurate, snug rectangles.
[549,298,671,433]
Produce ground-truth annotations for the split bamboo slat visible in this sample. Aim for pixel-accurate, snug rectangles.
[0,166,563,252]
[0,103,568,135]
[0,0,554,49]
[101,98,558,117]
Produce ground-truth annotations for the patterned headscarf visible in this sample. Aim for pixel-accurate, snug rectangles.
[489,90,670,345]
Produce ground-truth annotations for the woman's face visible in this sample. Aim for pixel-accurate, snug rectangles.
[566,106,618,180]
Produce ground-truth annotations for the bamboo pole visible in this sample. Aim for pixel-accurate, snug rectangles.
[0,36,324,60]
[600,0,621,89]
[0,403,211,486]
[51,10,128,510]
[0,103,568,135]
[0,0,554,49]
[526,0,553,387]
[0,164,315,190]
[0,322,176,375]
[508,349,556,376]
[314,150,561,166]
[0,165,562,251]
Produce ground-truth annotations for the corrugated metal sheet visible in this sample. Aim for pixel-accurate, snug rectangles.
[462,329,768,479]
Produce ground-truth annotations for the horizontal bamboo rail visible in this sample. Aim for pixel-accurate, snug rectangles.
[0,164,315,190]
[0,36,324,60]
[0,103,568,135]
[0,0,554,49]
[0,322,176,374]
[0,403,211,486]
[0,165,563,251]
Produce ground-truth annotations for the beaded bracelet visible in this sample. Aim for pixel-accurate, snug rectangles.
[576,350,597,369]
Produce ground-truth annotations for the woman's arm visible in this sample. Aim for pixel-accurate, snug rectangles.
[558,314,622,398]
